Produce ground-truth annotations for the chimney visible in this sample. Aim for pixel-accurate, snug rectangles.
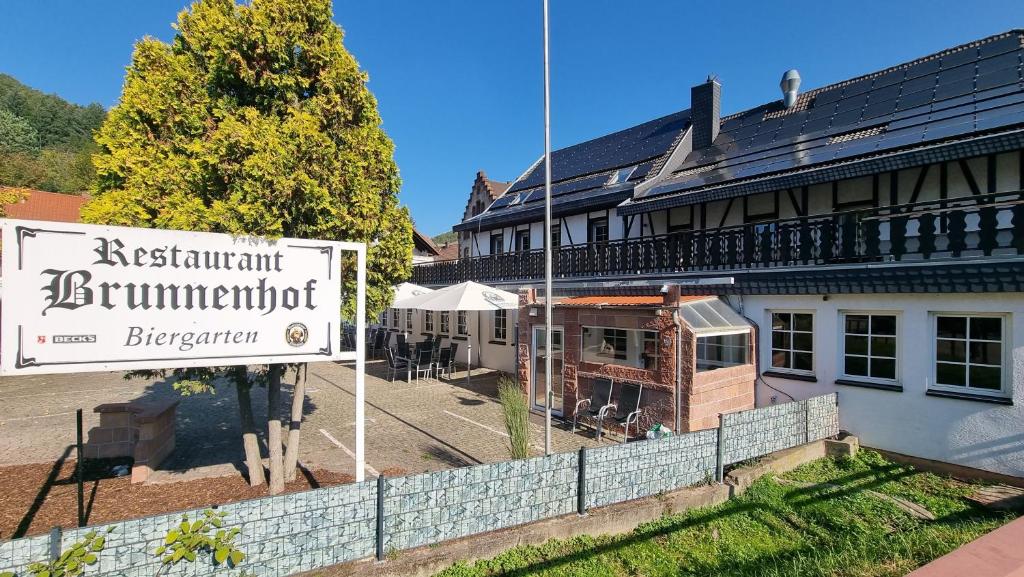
[780,69,801,109]
[691,76,721,149]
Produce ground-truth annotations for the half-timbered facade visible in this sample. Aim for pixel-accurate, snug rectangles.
[414,31,1024,478]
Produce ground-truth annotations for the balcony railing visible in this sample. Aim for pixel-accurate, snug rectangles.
[413,191,1024,286]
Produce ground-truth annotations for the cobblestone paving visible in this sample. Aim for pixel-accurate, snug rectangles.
[0,360,601,477]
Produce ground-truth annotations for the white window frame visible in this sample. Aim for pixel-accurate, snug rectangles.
[579,325,659,371]
[696,330,751,373]
[405,309,413,331]
[456,311,468,336]
[493,310,507,341]
[838,311,900,385]
[767,310,815,376]
[929,312,1011,398]
[440,311,450,335]
[424,311,434,332]
[391,308,399,328]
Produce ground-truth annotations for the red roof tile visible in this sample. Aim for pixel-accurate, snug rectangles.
[2,188,87,223]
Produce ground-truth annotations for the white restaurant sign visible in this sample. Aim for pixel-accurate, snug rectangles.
[0,219,345,375]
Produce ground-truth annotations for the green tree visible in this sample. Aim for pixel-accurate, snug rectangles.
[0,108,40,154]
[83,0,412,492]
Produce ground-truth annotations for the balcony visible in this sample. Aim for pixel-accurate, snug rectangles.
[412,191,1024,286]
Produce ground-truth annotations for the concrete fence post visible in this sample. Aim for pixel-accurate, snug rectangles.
[577,446,587,515]
[375,475,385,562]
[716,413,726,483]
[48,526,61,561]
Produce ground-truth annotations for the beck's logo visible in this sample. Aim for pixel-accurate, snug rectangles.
[53,335,98,344]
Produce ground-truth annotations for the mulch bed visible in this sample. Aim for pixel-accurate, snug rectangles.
[0,458,354,540]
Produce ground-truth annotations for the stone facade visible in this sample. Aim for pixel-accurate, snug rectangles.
[86,399,180,483]
[585,428,719,508]
[0,395,840,577]
[0,481,377,577]
[381,452,577,552]
[723,393,840,465]
[517,288,756,436]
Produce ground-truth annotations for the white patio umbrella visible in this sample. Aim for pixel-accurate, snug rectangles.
[395,281,517,382]
[391,283,434,337]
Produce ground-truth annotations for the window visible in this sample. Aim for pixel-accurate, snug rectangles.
[587,216,609,244]
[489,233,504,255]
[550,223,561,250]
[770,312,814,373]
[581,327,658,370]
[424,311,434,332]
[457,311,468,335]
[391,309,399,328]
[405,309,413,331]
[440,311,450,334]
[514,229,530,252]
[463,247,470,259]
[841,313,897,382]
[933,314,1007,395]
[493,310,507,341]
[697,333,749,372]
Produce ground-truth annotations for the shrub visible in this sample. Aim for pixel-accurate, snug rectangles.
[498,375,530,459]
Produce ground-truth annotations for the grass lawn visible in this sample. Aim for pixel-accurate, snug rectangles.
[436,451,1021,577]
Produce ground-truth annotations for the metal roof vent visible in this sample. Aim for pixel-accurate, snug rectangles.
[780,69,801,109]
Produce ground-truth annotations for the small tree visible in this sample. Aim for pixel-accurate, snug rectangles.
[83,0,412,492]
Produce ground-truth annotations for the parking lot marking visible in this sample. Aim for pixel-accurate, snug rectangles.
[318,428,379,477]
[443,410,509,437]
[1,410,78,423]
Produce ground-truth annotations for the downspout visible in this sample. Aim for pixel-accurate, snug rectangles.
[672,309,683,433]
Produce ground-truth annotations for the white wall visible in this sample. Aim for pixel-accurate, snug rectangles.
[387,308,517,374]
[737,292,1024,477]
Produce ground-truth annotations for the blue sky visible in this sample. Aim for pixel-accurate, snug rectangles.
[2,1,1022,236]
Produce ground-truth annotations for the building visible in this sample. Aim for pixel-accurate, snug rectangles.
[2,187,88,222]
[414,31,1024,477]
[412,228,442,263]
[459,171,510,259]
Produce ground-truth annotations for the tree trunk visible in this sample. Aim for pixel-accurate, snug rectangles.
[283,363,306,482]
[234,367,265,487]
[267,364,285,495]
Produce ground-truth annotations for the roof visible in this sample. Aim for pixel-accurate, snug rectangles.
[558,295,667,307]
[2,188,87,222]
[457,30,1024,228]
[435,241,459,261]
[628,29,1024,209]
[678,297,753,335]
[412,228,441,256]
[557,294,713,307]
[454,110,690,231]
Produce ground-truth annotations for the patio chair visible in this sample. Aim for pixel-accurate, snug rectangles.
[430,338,443,365]
[396,341,411,360]
[611,383,644,443]
[448,343,460,370]
[434,347,452,380]
[383,347,408,382]
[396,333,407,348]
[572,377,615,439]
[381,331,392,352]
[412,348,434,382]
[371,330,386,359]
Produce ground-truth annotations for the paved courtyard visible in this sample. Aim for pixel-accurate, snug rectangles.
[0,360,603,480]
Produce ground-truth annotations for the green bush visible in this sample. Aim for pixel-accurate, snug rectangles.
[498,375,530,459]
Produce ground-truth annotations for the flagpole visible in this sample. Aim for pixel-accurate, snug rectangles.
[542,0,553,456]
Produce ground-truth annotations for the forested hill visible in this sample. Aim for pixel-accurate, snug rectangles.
[0,73,106,193]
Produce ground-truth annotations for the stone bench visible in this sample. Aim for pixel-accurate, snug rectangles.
[84,398,179,483]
